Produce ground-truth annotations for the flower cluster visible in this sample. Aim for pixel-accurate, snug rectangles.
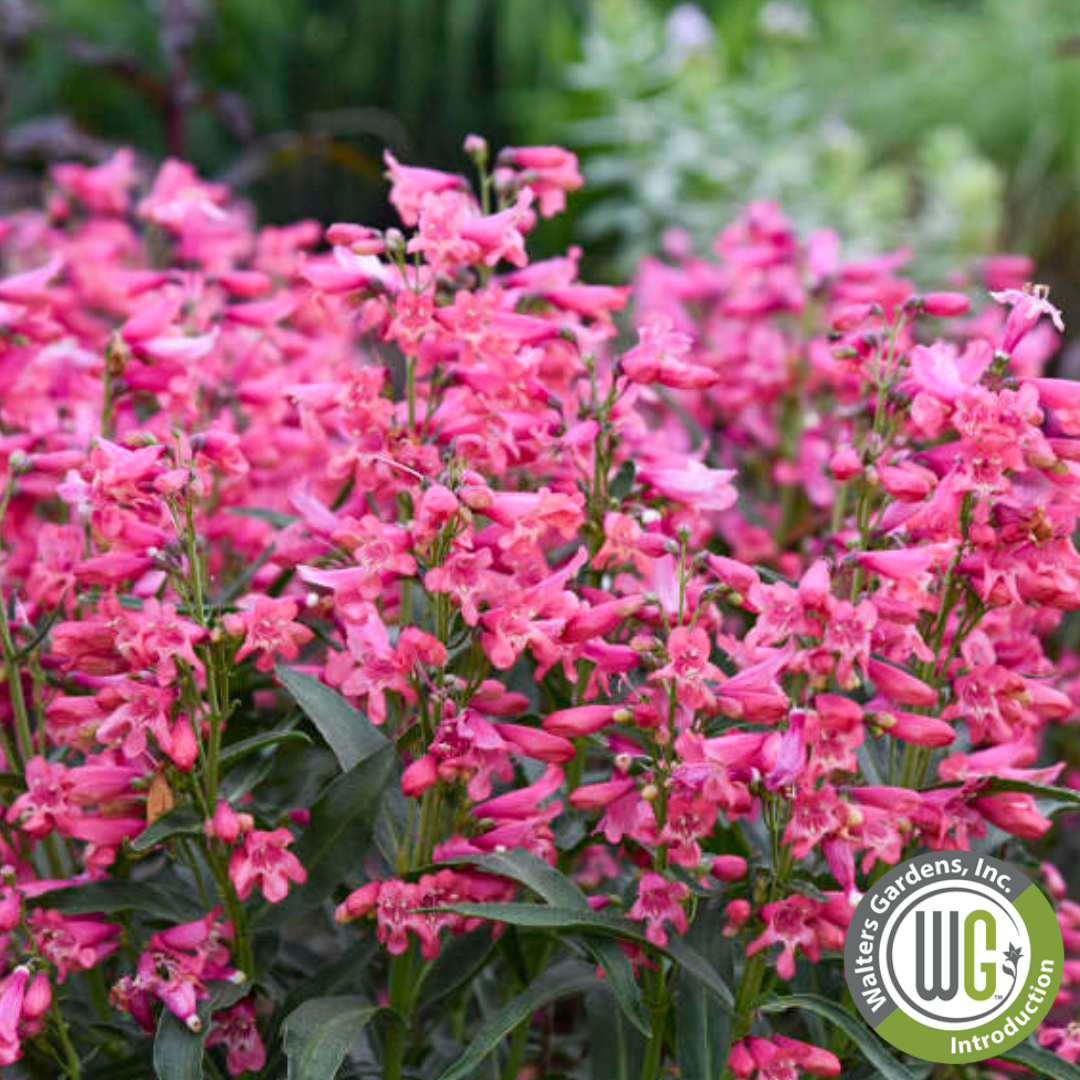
[0,139,1076,1079]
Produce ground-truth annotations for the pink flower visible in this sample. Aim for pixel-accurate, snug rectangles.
[628,871,689,946]
[224,596,314,672]
[639,460,738,512]
[207,1000,266,1076]
[229,828,307,903]
[499,145,584,217]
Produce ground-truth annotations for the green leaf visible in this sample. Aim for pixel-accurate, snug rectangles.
[282,996,379,1080]
[219,729,312,769]
[760,994,918,1080]
[258,742,395,924]
[217,541,278,604]
[418,928,497,1007]
[276,666,387,771]
[675,902,732,1080]
[226,506,297,528]
[587,989,645,1080]
[438,902,733,1012]
[438,851,649,1033]
[34,880,202,921]
[1000,1039,1080,1080]
[281,940,380,1023]
[130,803,204,853]
[154,1002,209,1080]
[436,961,600,1080]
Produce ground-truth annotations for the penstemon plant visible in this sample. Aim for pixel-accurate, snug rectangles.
[0,136,1079,1080]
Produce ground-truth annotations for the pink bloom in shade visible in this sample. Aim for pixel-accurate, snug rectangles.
[621,316,717,389]
[747,894,825,979]
[991,284,1064,354]
[480,550,586,672]
[872,703,956,748]
[496,723,575,763]
[972,792,1052,839]
[651,626,723,712]
[207,1000,266,1076]
[457,190,536,268]
[0,254,64,306]
[1024,377,1080,435]
[729,1034,842,1079]
[593,513,653,575]
[658,796,719,867]
[628,872,689,946]
[472,764,564,821]
[229,828,307,903]
[866,658,937,708]
[765,712,807,792]
[383,150,467,226]
[425,545,498,627]
[1039,1025,1080,1064]
[638,459,738,513]
[711,855,748,882]
[94,679,176,759]
[29,910,121,982]
[919,291,971,317]
[0,967,28,1049]
[499,145,584,217]
[485,488,585,557]
[52,148,138,214]
[7,757,81,836]
[543,704,620,738]
[115,599,207,686]
[223,596,314,672]
[854,541,956,586]
[783,785,843,861]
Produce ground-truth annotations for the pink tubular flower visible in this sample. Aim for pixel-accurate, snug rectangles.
[499,146,584,217]
[628,872,689,946]
[639,459,738,512]
[224,596,314,672]
[729,1034,841,1079]
[229,828,307,903]
[383,151,467,226]
[207,1000,266,1076]
[991,283,1064,354]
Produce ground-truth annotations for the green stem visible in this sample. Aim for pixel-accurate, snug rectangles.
[0,589,33,767]
[48,992,83,1079]
[638,961,670,1080]
[384,947,414,1080]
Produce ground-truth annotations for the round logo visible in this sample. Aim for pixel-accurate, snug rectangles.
[844,852,1063,1064]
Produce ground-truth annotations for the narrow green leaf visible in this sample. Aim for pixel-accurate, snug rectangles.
[219,729,312,768]
[675,903,732,1080]
[418,928,497,1007]
[226,506,297,528]
[34,880,202,921]
[282,996,379,1080]
[281,940,380,1022]
[436,961,599,1080]
[438,851,649,1032]
[154,1002,209,1080]
[130,803,204,853]
[760,994,918,1080]
[276,666,387,770]
[439,902,733,1012]
[587,989,645,1080]
[1000,1039,1080,1080]
[217,541,277,604]
[258,742,395,924]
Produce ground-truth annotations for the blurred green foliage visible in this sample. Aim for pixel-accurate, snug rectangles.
[546,0,1006,281]
[2,0,1080,294]
[0,0,582,227]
